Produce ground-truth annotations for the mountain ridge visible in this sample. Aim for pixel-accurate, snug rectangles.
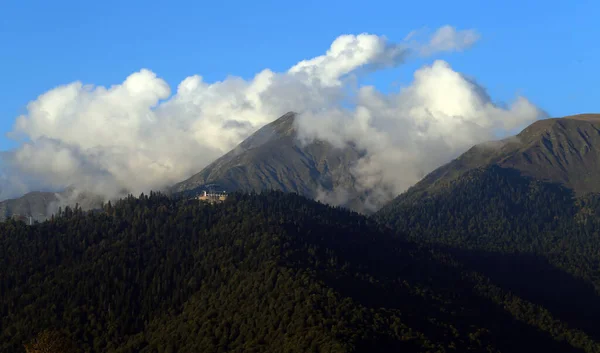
[397,113,600,201]
[0,187,107,223]
[4,112,600,221]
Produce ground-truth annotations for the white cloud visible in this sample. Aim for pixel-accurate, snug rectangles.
[294,60,544,209]
[0,25,542,211]
[423,25,480,54]
[288,33,410,85]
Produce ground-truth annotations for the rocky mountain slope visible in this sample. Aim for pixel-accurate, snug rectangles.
[171,112,369,211]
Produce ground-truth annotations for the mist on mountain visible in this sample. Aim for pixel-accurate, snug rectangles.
[0,26,543,214]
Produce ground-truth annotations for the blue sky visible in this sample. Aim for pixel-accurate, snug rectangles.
[0,0,597,152]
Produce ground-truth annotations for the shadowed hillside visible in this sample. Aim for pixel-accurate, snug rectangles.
[404,114,600,199]
[1,191,598,352]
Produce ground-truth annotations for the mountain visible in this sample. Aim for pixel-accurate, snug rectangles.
[0,191,58,223]
[1,111,368,221]
[0,187,105,223]
[171,112,369,211]
[376,114,600,350]
[377,113,600,260]
[2,191,598,352]
[401,113,600,201]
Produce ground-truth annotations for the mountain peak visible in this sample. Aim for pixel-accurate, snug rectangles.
[403,114,600,198]
[261,111,297,135]
[274,111,297,123]
[171,112,365,210]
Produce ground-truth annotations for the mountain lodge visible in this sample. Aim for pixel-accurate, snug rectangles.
[197,190,228,203]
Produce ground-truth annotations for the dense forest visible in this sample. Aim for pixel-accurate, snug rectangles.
[377,165,600,349]
[1,190,599,352]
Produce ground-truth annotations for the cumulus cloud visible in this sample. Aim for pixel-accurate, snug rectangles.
[295,60,544,209]
[0,25,542,212]
[422,25,480,55]
[288,33,410,85]
[403,25,480,57]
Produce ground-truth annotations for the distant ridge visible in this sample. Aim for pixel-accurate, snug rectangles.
[396,113,600,199]
[0,188,106,223]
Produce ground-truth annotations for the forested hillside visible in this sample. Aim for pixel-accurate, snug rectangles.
[1,191,599,352]
[377,165,600,349]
